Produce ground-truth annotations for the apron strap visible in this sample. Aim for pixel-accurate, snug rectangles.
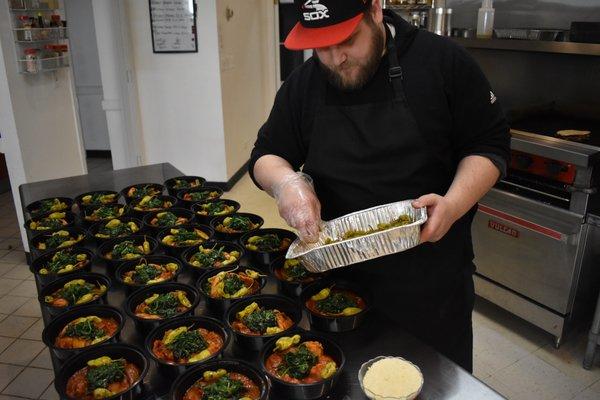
[384,18,418,102]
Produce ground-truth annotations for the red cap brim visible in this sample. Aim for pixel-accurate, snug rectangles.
[284,13,364,50]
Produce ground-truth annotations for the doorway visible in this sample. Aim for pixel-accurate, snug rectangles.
[64,0,113,173]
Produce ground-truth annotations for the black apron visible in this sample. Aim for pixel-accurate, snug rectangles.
[303,22,476,372]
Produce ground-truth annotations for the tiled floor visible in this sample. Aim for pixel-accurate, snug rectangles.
[0,175,599,399]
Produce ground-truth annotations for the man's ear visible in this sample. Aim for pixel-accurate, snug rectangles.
[370,0,384,24]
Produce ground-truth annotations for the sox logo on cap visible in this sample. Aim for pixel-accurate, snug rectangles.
[303,0,330,21]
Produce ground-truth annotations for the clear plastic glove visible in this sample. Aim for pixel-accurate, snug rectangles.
[271,172,322,243]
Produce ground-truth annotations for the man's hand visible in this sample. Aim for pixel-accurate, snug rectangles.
[412,155,501,244]
[254,155,322,243]
[272,172,322,243]
[412,194,460,243]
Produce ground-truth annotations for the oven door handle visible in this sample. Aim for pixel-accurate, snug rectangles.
[565,185,598,195]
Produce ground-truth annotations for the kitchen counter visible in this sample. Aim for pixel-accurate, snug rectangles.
[20,163,504,400]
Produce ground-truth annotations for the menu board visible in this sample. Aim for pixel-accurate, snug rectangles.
[149,0,198,53]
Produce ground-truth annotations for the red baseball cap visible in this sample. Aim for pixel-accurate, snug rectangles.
[284,0,371,50]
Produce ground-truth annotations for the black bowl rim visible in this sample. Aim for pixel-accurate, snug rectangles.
[175,186,224,202]
[31,246,95,278]
[55,342,149,400]
[196,265,268,300]
[209,212,265,234]
[24,210,77,232]
[142,207,196,229]
[124,282,201,323]
[41,304,125,351]
[259,329,346,388]
[38,272,112,311]
[144,315,231,367]
[180,240,245,271]
[79,203,128,223]
[73,190,121,206]
[268,256,328,285]
[96,235,159,263]
[115,255,183,288]
[169,358,271,400]
[299,279,374,320]
[156,224,215,249]
[164,176,206,190]
[239,228,298,254]
[30,226,89,255]
[88,216,144,238]
[224,294,303,339]
[120,183,165,199]
[190,198,241,217]
[128,194,178,210]
[25,196,74,215]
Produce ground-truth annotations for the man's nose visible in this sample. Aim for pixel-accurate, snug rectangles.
[329,46,347,67]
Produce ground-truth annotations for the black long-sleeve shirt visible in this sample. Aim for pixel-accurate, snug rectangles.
[249,10,510,190]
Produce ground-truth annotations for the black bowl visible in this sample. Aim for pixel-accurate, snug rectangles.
[145,316,230,377]
[300,279,372,333]
[157,224,214,257]
[88,216,144,245]
[120,183,165,204]
[142,207,196,234]
[196,266,267,317]
[74,190,120,210]
[39,272,111,317]
[30,226,88,259]
[175,186,224,209]
[116,255,182,293]
[210,212,264,242]
[225,294,303,352]
[26,196,73,218]
[55,343,149,400]
[164,176,206,196]
[190,199,241,225]
[180,240,245,278]
[42,304,125,361]
[269,256,328,298]
[124,282,201,333]
[80,203,128,227]
[24,211,76,238]
[169,359,271,400]
[128,195,177,218]
[32,247,95,287]
[97,235,159,274]
[240,228,297,268]
[259,330,345,400]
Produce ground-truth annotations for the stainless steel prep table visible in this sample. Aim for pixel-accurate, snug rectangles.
[19,163,505,400]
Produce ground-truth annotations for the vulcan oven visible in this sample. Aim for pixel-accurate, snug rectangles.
[472,105,600,347]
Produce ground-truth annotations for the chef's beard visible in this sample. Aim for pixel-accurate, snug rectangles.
[317,15,385,92]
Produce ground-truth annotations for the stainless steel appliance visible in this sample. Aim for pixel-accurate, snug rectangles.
[473,105,600,347]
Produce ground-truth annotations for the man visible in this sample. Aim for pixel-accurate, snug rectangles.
[249,0,509,372]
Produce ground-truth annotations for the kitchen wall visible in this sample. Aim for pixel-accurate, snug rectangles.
[125,0,228,182]
[447,0,600,30]
[0,1,86,249]
[0,3,86,183]
[216,0,276,179]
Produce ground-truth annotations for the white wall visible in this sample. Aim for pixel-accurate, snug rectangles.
[0,1,86,249]
[65,0,110,151]
[125,0,228,182]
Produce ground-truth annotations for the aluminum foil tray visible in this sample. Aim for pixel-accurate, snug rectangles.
[286,200,427,273]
